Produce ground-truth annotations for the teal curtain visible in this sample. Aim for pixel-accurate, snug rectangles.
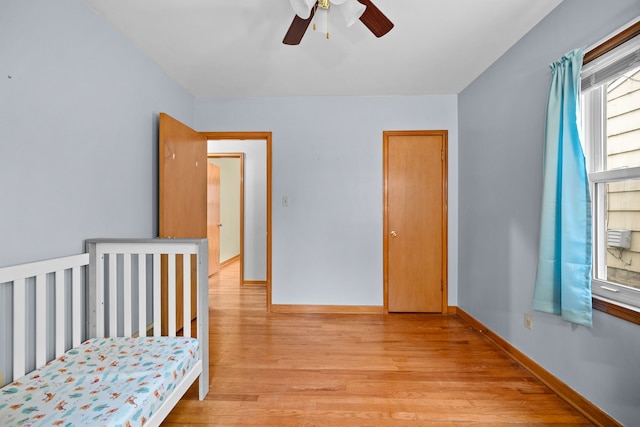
[533,48,593,327]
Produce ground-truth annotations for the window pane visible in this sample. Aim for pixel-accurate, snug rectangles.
[605,66,640,171]
[602,179,640,290]
[601,66,640,292]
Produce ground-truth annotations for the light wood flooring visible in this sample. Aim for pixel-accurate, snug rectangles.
[163,261,593,426]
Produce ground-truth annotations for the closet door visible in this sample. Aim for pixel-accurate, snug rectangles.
[384,130,448,313]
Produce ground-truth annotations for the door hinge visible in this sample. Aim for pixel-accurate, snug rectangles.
[441,280,444,291]
[441,149,444,161]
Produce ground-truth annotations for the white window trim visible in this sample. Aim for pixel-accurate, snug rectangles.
[582,30,640,312]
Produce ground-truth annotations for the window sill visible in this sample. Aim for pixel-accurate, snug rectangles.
[592,296,640,326]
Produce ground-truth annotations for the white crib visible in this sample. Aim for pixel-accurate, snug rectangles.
[0,238,209,427]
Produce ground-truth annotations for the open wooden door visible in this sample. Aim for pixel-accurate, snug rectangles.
[207,162,221,276]
[159,113,207,333]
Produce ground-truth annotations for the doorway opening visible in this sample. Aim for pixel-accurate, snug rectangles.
[208,154,244,282]
[203,132,272,312]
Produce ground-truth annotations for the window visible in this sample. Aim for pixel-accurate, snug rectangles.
[582,20,640,323]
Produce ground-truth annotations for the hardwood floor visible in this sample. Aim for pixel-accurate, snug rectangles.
[163,261,593,426]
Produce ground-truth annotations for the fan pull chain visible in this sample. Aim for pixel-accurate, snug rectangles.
[311,1,330,39]
[312,3,317,31]
[326,5,330,39]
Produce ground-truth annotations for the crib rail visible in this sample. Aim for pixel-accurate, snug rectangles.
[0,254,90,381]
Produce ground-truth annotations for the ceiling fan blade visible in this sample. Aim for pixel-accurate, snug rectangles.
[357,0,393,37]
[283,8,316,45]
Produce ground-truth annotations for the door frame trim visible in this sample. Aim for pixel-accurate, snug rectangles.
[201,132,272,312]
[383,130,448,313]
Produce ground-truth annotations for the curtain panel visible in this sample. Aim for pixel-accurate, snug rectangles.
[533,48,593,328]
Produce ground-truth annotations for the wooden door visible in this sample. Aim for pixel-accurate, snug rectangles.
[384,131,448,313]
[208,162,221,276]
[159,113,207,333]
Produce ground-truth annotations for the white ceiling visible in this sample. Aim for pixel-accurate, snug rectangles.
[82,0,563,98]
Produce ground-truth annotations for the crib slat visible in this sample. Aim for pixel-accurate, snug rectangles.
[109,254,117,336]
[123,254,132,337]
[55,270,65,357]
[35,274,47,368]
[96,254,105,338]
[183,254,191,338]
[72,265,82,347]
[138,254,147,337]
[168,255,176,337]
[13,278,26,379]
[196,238,210,400]
[153,253,161,337]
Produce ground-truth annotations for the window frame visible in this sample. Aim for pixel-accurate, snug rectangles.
[582,20,640,326]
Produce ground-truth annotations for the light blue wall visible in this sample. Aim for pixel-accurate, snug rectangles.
[0,0,195,387]
[458,0,640,424]
[0,0,195,267]
[196,96,458,306]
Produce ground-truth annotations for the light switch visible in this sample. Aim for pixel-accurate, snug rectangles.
[282,196,288,207]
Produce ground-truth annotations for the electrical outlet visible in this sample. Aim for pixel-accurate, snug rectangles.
[524,312,533,330]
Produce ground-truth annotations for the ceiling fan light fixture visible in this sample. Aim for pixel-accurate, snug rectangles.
[282,0,393,45]
[336,0,366,27]
[290,0,317,19]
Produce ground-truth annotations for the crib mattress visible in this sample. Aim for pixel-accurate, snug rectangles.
[0,336,199,427]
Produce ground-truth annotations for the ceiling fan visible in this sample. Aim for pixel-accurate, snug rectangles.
[283,0,394,45]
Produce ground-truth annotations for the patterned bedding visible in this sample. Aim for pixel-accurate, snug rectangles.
[0,336,199,427]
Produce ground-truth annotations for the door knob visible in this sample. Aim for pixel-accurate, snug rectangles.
[390,230,397,237]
